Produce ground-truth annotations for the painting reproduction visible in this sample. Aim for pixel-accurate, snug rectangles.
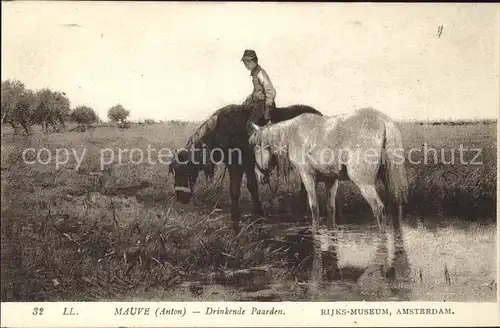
[1,2,498,327]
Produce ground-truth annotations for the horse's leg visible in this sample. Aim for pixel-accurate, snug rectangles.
[229,165,244,234]
[347,150,387,233]
[297,170,319,230]
[351,180,391,279]
[245,166,264,218]
[297,168,325,297]
[298,181,308,214]
[325,179,339,229]
[356,183,387,234]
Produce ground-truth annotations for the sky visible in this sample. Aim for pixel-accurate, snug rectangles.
[2,2,499,122]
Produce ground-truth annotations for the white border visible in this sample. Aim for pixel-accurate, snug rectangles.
[1,2,499,328]
[1,302,499,327]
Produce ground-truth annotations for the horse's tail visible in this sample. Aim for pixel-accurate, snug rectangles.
[383,119,409,216]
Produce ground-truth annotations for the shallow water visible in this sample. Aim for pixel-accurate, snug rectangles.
[118,216,497,302]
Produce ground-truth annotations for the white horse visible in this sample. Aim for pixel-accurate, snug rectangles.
[248,107,409,234]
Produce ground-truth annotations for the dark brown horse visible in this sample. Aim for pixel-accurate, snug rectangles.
[168,104,323,232]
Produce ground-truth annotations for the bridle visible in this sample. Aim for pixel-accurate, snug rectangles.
[174,175,193,194]
[172,165,196,195]
[254,160,273,178]
[254,141,278,193]
[171,147,203,195]
[254,141,272,176]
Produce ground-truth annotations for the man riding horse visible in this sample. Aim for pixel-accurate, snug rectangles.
[168,50,323,233]
[241,50,276,131]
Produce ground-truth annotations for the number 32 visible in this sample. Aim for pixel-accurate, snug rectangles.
[33,307,44,315]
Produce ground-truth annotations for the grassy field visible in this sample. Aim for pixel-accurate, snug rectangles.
[0,120,497,302]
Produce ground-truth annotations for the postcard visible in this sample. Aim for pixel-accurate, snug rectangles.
[1,2,498,327]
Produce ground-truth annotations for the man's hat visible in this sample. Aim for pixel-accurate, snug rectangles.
[241,49,258,61]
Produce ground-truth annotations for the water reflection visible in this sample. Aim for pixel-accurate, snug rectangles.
[142,215,494,302]
[390,215,412,281]
[386,216,413,300]
[280,215,413,301]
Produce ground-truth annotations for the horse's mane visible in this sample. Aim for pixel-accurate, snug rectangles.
[186,113,218,148]
[250,119,294,148]
[185,104,250,148]
[183,104,249,180]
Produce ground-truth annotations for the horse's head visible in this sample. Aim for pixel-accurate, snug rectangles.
[169,145,216,204]
[169,148,201,204]
[248,123,277,185]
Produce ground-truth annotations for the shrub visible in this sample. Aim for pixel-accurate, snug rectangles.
[71,106,99,126]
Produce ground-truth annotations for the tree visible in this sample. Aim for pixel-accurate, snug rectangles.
[1,79,34,135]
[71,106,99,126]
[107,104,130,124]
[33,89,71,133]
[1,80,25,121]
